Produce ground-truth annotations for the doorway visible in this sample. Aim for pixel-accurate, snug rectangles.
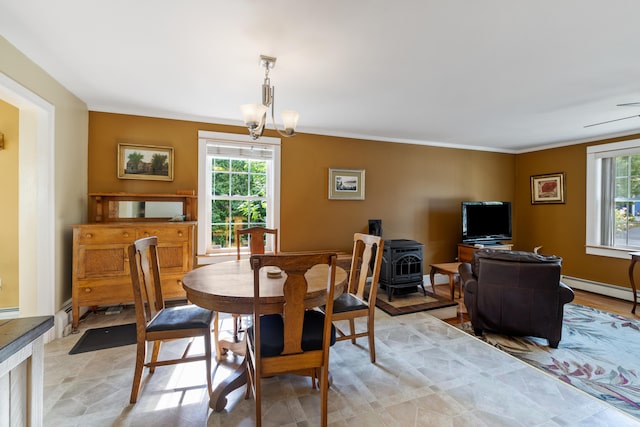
[0,72,55,320]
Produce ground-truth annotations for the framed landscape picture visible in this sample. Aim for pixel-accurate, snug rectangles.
[118,143,174,181]
[531,172,565,204]
[328,168,365,200]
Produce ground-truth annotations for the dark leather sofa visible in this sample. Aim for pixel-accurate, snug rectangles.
[459,248,575,348]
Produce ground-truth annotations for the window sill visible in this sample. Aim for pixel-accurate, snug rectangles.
[196,253,237,265]
[585,245,637,260]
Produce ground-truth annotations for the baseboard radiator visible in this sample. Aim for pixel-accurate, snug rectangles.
[562,275,634,302]
[54,300,88,339]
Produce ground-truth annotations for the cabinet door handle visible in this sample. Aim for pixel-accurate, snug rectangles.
[123,232,129,237]
[86,233,93,238]
[84,288,92,293]
[178,232,183,237]
[144,233,150,237]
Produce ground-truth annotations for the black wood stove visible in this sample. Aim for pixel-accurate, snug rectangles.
[379,239,425,301]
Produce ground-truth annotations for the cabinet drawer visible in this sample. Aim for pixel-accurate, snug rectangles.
[77,227,136,244]
[137,225,190,242]
[162,276,187,298]
[457,243,513,263]
[458,245,475,263]
[75,280,134,306]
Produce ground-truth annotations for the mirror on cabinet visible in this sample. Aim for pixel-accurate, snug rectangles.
[113,201,184,219]
[89,192,197,223]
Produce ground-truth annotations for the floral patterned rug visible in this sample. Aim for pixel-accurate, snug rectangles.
[456,303,640,420]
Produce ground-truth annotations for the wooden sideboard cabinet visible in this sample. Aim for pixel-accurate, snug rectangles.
[71,222,196,331]
[457,243,513,263]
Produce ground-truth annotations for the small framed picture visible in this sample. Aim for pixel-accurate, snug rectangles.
[328,168,365,200]
[118,143,174,181]
[531,172,565,204]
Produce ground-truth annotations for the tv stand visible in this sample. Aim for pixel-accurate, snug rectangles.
[457,242,513,263]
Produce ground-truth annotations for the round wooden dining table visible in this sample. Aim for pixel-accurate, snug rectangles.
[181,258,347,411]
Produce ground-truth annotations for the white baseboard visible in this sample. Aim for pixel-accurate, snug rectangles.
[562,275,634,302]
[0,307,19,320]
[423,274,448,286]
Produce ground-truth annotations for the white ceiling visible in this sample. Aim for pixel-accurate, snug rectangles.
[2,1,640,153]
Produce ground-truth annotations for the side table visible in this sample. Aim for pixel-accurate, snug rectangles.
[628,252,640,314]
[429,262,462,300]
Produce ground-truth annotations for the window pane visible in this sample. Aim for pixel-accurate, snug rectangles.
[616,177,629,198]
[211,200,229,223]
[614,155,640,247]
[250,160,267,173]
[214,158,230,171]
[615,202,631,246]
[250,173,266,196]
[238,232,249,247]
[231,159,248,172]
[249,200,267,223]
[231,200,248,224]
[616,156,629,175]
[231,173,249,196]
[213,172,230,196]
[631,155,640,198]
[211,224,228,248]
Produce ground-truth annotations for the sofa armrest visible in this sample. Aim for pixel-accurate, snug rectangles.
[459,262,477,293]
[559,281,575,304]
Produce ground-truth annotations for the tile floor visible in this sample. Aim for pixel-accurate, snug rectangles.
[43,306,640,426]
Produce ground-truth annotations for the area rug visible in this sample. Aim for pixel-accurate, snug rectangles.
[69,323,137,355]
[375,289,458,318]
[456,304,640,420]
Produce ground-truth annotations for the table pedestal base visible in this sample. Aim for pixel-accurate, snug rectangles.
[210,362,247,411]
[209,354,333,412]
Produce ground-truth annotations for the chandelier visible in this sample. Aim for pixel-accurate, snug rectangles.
[240,55,299,140]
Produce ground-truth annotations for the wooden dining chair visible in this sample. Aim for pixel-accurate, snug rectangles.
[214,226,279,360]
[236,226,278,260]
[324,233,383,363]
[246,253,337,427]
[128,236,214,403]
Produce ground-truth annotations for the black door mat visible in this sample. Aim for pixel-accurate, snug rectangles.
[69,323,137,354]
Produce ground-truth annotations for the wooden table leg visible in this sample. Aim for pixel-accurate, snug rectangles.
[429,268,437,293]
[629,255,639,314]
[448,273,455,300]
[430,266,458,300]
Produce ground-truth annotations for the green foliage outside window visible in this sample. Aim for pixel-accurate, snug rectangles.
[210,157,268,248]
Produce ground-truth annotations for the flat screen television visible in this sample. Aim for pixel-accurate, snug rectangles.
[461,201,512,244]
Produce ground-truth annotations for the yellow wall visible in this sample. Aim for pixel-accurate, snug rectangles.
[0,100,19,308]
[516,133,640,289]
[88,112,516,265]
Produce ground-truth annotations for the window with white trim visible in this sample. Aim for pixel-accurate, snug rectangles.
[586,138,640,259]
[197,131,280,255]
